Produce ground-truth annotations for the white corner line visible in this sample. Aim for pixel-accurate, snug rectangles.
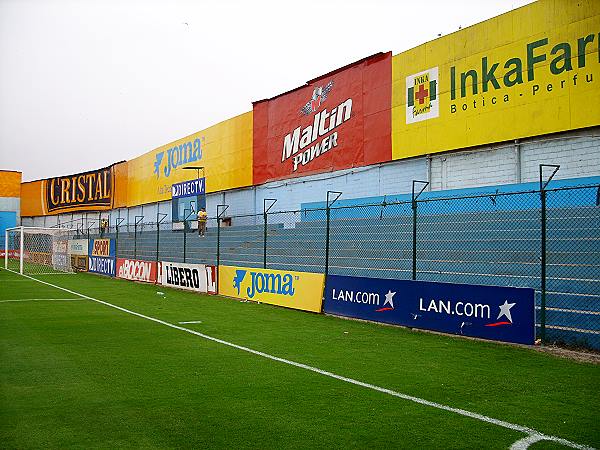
[6,269,594,450]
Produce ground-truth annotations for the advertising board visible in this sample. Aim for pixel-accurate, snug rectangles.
[160,261,217,294]
[218,265,325,313]
[127,112,252,206]
[44,166,113,213]
[88,238,115,258]
[253,53,391,184]
[116,258,157,283]
[88,256,115,277]
[323,275,535,345]
[392,0,600,160]
[171,177,205,199]
[68,239,88,256]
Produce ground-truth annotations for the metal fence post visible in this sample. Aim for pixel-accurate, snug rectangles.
[263,199,277,269]
[216,204,229,291]
[539,164,559,344]
[115,217,124,258]
[134,215,143,260]
[325,191,342,278]
[412,181,429,280]
[156,212,167,267]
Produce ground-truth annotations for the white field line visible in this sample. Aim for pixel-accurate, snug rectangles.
[179,320,202,324]
[0,298,82,303]
[7,269,594,450]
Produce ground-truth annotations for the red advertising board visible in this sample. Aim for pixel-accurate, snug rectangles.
[253,52,392,184]
[116,258,157,283]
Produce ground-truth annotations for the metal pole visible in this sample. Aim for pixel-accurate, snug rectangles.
[216,204,229,293]
[412,181,429,281]
[19,226,24,274]
[263,199,277,269]
[539,164,559,345]
[4,229,8,269]
[325,191,342,278]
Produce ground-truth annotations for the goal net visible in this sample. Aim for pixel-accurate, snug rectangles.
[4,226,75,275]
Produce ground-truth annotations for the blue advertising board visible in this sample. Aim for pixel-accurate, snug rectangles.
[171,177,205,199]
[324,275,535,345]
[88,256,115,277]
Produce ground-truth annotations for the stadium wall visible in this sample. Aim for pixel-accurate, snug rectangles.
[17,0,600,225]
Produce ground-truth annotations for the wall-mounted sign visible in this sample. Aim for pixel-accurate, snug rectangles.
[171,177,205,199]
[44,166,113,213]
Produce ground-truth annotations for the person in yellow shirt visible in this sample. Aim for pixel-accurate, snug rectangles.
[197,208,208,237]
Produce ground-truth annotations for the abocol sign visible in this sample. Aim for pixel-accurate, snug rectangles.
[88,256,115,277]
[218,265,324,313]
[116,258,157,283]
[45,166,113,213]
[160,261,216,294]
[171,177,205,199]
[323,275,535,345]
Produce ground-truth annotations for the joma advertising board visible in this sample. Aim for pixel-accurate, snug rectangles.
[253,53,392,184]
[116,258,158,283]
[87,238,115,276]
[219,265,325,313]
[44,166,113,213]
[127,112,252,206]
[392,0,600,160]
[160,261,217,294]
[323,275,535,345]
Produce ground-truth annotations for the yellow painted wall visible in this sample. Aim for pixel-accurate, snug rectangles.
[127,111,253,206]
[20,180,44,217]
[392,0,600,160]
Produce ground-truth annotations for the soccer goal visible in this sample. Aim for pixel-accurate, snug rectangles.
[4,226,75,275]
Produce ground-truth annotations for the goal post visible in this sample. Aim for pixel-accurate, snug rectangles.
[4,226,75,275]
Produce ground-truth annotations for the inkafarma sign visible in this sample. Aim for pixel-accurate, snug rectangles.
[253,52,392,184]
[44,166,113,213]
[392,0,600,160]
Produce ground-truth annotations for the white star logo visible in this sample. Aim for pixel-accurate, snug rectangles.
[497,300,516,323]
[383,290,396,309]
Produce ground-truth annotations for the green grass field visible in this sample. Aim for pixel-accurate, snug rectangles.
[1,268,598,449]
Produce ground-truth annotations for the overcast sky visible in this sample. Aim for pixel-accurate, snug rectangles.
[0,0,533,182]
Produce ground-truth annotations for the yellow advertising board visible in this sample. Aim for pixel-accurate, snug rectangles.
[20,180,44,217]
[219,265,325,313]
[127,111,253,206]
[0,171,21,198]
[392,0,600,160]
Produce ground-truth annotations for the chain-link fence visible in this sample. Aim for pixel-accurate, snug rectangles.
[47,183,599,350]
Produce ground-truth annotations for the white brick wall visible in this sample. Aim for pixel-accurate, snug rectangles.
[521,129,600,182]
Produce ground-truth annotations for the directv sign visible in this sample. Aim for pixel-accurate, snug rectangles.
[323,275,534,345]
[171,177,205,199]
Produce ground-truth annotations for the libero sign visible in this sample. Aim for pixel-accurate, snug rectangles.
[44,166,113,213]
[253,53,392,184]
[160,261,217,294]
[392,0,600,160]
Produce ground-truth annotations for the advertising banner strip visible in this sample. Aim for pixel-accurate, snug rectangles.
[116,258,157,283]
[171,177,205,199]
[392,0,600,160]
[68,239,88,256]
[88,238,115,258]
[88,256,115,277]
[252,53,392,185]
[44,165,113,213]
[218,265,325,313]
[160,261,217,294]
[126,111,253,206]
[323,275,535,345]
